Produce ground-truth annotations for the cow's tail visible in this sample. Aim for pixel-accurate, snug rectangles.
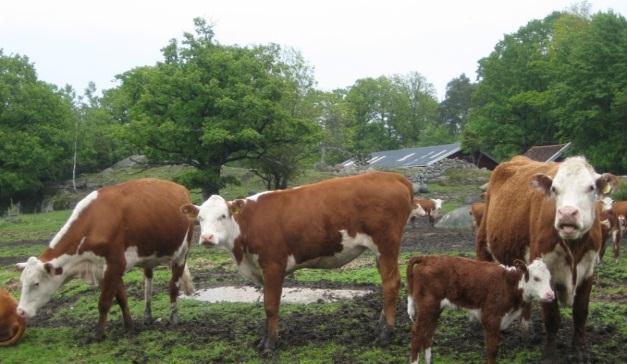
[406,256,424,296]
[0,318,26,347]
[179,263,194,296]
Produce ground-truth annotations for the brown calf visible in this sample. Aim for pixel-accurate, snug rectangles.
[599,200,622,261]
[407,256,554,364]
[16,179,195,340]
[0,288,25,346]
[182,171,414,354]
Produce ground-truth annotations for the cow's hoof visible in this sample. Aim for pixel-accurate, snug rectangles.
[169,313,180,326]
[144,311,153,325]
[93,331,106,342]
[256,335,277,354]
[375,324,393,346]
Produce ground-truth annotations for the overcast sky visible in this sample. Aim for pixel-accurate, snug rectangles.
[1,1,625,100]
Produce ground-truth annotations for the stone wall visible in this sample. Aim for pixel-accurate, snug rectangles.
[406,158,477,184]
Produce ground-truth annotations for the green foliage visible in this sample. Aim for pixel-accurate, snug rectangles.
[464,10,627,173]
[0,51,74,208]
[109,19,321,198]
[438,73,477,135]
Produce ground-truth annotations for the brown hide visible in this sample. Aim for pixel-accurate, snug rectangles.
[231,171,414,352]
[470,202,485,232]
[407,256,525,364]
[475,155,607,357]
[613,200,627,220]
[42,178,193,262]
[0,288,25,346]
[232,172,413,267]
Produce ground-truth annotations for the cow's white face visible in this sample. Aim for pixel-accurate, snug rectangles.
[16,257,64,318]
[519,259,554,302]
[182,195,242,249]
[532,157,617,240]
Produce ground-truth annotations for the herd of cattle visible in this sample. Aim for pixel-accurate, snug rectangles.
[0,155,623,363]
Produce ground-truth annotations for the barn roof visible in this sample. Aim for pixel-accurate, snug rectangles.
[341,142,462,169]
[523,142,571,162]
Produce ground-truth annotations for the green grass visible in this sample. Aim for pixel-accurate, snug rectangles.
[0,210,71,243]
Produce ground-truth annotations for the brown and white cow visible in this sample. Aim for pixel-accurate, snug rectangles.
[16,179,195,340]
[0,288,26,346]
[413,198,443,226]
[475,156,618,362]
[469,202,486,233]
[598,198,622,262]
[181,171,414,354]
[406,256,554,364]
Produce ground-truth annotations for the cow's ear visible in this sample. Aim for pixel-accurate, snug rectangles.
[16,262,27,272]
[596,173,619,197]
[228,199,246,215]
[180,204,200,220]
[44,263,63,276]
[531,174,553,196]
[513,259,529,281]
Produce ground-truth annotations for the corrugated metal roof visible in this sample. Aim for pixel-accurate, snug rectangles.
[523,142,571,162]
[341,142,462,169]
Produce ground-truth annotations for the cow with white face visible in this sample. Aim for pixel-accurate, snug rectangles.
[182,171,415,354]
[531,156,616,241]
[476,156,618,363]
[15,179,195,340]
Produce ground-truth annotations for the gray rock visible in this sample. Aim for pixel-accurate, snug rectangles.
[435,206,473,229]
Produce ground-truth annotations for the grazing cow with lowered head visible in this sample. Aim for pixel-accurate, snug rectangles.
[0,288,26,346]
[413,198,443,226]
[475,156,618,362]
[407,256,554,364]
[182,171,415,354]
[16,179,194,340]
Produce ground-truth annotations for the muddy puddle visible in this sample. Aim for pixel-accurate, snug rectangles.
[184,285,373,304]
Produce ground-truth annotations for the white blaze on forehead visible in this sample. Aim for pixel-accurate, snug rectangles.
[431,198,443,210]
[49,191,98,248]
[520,259,553,301]
[601,197,613,211]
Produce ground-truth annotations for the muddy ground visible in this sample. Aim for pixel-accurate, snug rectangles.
[2,218,626,363]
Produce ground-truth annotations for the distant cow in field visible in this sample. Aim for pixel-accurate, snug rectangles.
[413,198,443,226]
[598,198,622,262]
[476,156,618,362]
[469,202,486,233]
[16,179,195,340]
[182,171,414,354]
[0,288,25,346]
[407,256,554,364]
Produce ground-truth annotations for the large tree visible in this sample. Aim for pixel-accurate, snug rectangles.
[111,19,320,197]
[0,51,74,208]
[438,73,476,135]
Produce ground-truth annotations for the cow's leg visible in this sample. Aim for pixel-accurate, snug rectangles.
[95,263,125,340]
[258,264,285,355]
[168,263,185,325]
[482,318,501,364]
[572,277,593,364]
[475,225,493,262]
[412,299,440,364]
[520,302,534,341]
[540,299,561,362]
[376,252,400,344]
[612,231,620,260]
[115,282,133,331]
[143,267,154,324]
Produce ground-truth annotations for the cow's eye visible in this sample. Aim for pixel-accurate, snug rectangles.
[34,282,40,287]
[220,214,226,220]
[533,277,540,282]
[550,186,557,194]
[588,185,595,192]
